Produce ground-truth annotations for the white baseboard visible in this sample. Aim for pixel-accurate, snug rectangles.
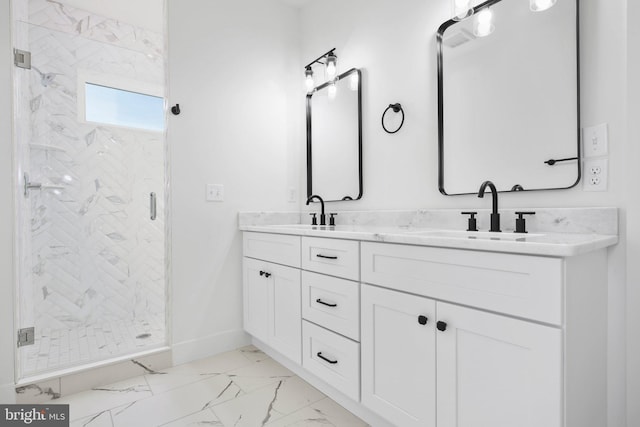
[0,383,16,404]
[252,338,394,427]
[172,329,250,366]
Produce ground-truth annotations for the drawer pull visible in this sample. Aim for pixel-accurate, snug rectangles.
[316,254,338,260]
[317,352,338,364]
[316,298,337,308]
[418,315,428,325]
[437,321,448,332]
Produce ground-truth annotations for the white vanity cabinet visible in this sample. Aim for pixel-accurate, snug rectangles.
[361,284,561,427]
[360,241,607,427]
[242,233,302,364]
[242,229,610,427]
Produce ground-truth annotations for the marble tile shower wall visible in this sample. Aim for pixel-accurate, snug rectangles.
[15,0,166,375]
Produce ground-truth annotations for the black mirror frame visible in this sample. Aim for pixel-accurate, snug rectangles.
[436,0,581,196]
[306,68,363,202]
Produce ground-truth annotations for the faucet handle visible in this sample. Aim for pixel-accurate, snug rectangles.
[309,213,317,226]
[514,211,535,233]
[461,211,478,232]
[329,213,338,226]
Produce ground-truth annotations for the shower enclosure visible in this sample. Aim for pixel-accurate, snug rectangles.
[12,0,168,380]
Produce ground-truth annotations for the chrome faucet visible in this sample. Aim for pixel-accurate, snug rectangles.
[306,195,326,226]
[477,180,501,232]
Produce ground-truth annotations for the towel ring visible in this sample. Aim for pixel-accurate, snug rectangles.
[382,103,404,134]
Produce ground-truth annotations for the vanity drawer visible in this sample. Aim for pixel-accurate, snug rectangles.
[302,271,360,341]
[361,242,563,325]
[243,232,301,268]
[302,237,359,280]
[302,320,360,401]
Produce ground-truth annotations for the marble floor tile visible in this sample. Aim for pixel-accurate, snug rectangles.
[159,409,223,427]
[145,349,254,395]
[70,410,114,427]
[55,347,367,427]
[265,397,369,427]
[15,378,61,403]
[226,357,295,393]
[239,345,270,363]
[55,376,152,421]
[211,375,325,427]
[111,374,242,427]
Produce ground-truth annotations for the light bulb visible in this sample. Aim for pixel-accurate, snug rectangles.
[328,81,337,100]
[452,0,473,20]
[474,8,494,37]
[530,0,556,12]
[305,67,314,92]
[326,53,337,79]
[349,73,359,91]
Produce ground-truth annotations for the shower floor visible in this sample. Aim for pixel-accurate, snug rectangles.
[21,315,166,377]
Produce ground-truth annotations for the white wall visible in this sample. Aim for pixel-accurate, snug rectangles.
[167,0,301,364]
[626,1,639,425]
[299,0,628,425]
[0,0,16,403]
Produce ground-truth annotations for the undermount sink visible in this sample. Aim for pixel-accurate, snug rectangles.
[408,230,545,241]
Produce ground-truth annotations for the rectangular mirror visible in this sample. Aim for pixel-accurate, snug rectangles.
[437,0,579,195]
[307,68,362,202]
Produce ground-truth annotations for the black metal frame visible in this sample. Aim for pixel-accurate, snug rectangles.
[436,0,581,196]
[306,68,363,202]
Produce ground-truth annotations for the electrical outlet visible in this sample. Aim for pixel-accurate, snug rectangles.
[582,123,608,158]
[583,158,607,192]
[287,187,297,203]
[206,184,224,201]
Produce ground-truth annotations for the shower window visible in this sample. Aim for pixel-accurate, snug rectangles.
[84,84,165,132]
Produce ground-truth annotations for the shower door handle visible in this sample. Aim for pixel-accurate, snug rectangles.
[23,173,42,197]
[150,192,157,221]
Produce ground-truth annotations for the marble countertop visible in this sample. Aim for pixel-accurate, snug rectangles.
[239,223,618,257]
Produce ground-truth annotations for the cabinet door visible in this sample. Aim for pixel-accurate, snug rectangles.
[243,257,270,342]
[361,284,436,427]
[436,302,562,427]
[268,263,302,364]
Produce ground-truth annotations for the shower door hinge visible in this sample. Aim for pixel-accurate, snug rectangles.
[14,49,31,69]
[17,327,35,347]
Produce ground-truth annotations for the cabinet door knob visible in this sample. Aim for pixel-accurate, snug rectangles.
[259,271,265,276]
[436,321,448,332]
[264,272,271,278]
[418,315,428,325]
[317,352,338,364]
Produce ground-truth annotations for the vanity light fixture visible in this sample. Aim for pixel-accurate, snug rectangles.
[474,8,495,37]
[304,48,337,93]
[305,67,314,93]
[452,0,473,20]
[530,0,556,12]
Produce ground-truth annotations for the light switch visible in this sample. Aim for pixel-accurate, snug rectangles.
[206,184,224,202]
[583,123,608,158]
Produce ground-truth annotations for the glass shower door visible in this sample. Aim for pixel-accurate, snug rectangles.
[13,3,167,379]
